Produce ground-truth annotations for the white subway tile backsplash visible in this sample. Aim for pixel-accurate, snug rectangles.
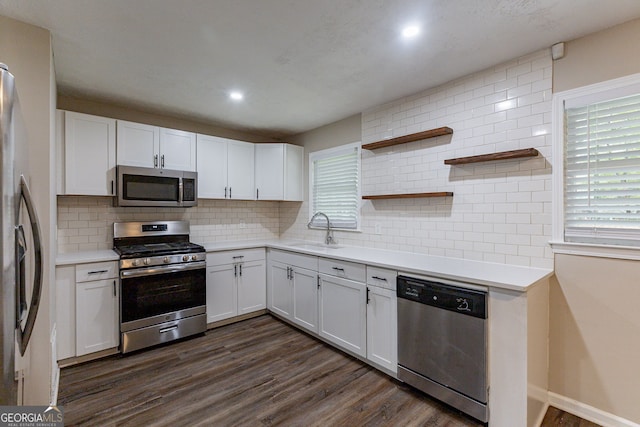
[277,49,554,268]
[57,197,280,254]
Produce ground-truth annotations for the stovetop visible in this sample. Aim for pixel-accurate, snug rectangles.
[114,241,205,259]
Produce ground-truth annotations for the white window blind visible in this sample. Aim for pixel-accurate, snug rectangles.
[309,144,360,230]
[564,92,640,245]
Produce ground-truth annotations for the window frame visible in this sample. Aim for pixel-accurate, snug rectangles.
[308,142,362,232]
[551,72,640,260]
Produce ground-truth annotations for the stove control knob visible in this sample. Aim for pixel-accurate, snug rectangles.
[132,259,140,267]
[191,255,198,261]
[143,258,151,265]
[183,255,189,262]
[163,256,170,263]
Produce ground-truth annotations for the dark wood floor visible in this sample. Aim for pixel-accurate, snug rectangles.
[540,407,601,427]
[59,315,598,426]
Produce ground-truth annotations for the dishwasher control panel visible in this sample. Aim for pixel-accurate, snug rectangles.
[397,275,486,319]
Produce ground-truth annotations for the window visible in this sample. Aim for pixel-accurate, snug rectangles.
[553,73,640,253]
[309,142,361,230]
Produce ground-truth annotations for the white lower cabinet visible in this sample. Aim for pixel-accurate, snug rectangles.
[268,260,293,318]
[318,273,367,357]
[291,267,318,333]
[366,266,397,373]
[206,263,238,323]
[238,261,267,315]
[55,266,76,360]
[268,260,318,333]
[366,285,397,373]
[76,278,119,357]
[267,250,320,333]
[206,249,266,323]
[56,261,119,360]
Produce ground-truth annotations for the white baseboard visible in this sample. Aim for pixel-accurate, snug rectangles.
[547,392,640,427]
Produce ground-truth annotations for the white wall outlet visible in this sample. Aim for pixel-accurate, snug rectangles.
[374,223,382,235]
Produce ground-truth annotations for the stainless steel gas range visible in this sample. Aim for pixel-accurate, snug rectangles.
[113,221,206,353]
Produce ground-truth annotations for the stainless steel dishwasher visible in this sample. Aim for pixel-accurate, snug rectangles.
[397,275,488,422]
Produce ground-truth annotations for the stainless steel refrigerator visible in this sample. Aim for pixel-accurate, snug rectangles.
[0,63,43,405]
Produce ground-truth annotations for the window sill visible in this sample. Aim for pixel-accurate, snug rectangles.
[308,226,362,233]
[549,240,640,261]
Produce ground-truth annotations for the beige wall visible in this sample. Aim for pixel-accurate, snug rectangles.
[553,18,640,92]
[280,114,361,240]
[550,17,640,424]
[58,95,279,143]
[0,15,55,405]
[550,255,640,422]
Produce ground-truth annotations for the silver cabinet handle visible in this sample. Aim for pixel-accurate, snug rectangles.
[88,269,109,275]
[256,188,259,200]
[366,287,370,304]
[229,187,232,198]
[161,154,165,168]
[225,187,228,198]
[113,280,116,297]
[332,267,345,272]
[111,180,114,195]
[154,154,158,167]
[232,255,244,259]
[371,276,387,281]
[239,264,242,276]
[234,264,237,277]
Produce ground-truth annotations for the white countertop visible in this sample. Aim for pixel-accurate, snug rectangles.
[57,240,553,292]
[56,249,119,266]
[268,241,553,292]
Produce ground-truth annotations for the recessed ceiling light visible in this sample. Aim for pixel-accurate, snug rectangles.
[229,91,244,101]
[402,25,420,39]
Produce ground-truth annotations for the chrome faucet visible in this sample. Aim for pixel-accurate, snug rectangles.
[307,212,336,245]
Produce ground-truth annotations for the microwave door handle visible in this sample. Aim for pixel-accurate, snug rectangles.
[178,178,183,205]
[16,175,44,356]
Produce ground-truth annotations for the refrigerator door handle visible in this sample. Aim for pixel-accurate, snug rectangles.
[15,175,43,356]
[15,224,27,321]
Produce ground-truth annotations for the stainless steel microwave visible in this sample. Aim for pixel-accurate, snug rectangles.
[116,165,197,207]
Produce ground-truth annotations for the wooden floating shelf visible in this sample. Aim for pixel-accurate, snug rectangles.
[362,192,453,200]
[362,127,453,150]
[444,148,539,165]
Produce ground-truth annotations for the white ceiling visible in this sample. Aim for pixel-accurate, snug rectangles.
[2,1,640,139]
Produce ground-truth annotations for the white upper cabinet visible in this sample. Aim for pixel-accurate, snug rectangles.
[255,143,303,201]
[159,127,197,171]
[196,134,228,199]
[59,111,116,196]
[284,144,304,201]
[116,120,159,168]
[227,139,255,200]
[197,135,255,200]
[116,120,196,171]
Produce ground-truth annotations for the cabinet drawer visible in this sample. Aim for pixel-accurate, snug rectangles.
[319,257,366,283]
[207,248,265,265]
[75,261,118,282]
[366,266,397,290]
[268,249,318,271]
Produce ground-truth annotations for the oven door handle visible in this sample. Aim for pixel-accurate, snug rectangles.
[120,261,206,278]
